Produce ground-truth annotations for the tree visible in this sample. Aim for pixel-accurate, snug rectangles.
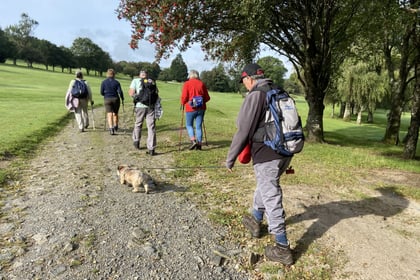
[169,54,188,82]
[20,36,43,68]
[4,13,38,66]
[70,37,106,75]
[337,60,387,124]
[402,3,420,159]
[201,64,232,92]
[379,0,418,145]
[403,59,420,159]
[121,61,139,78]
[37,39,60,71]
[284,72,304,97]
[92,49,113,76]
[117,0,370,142]
[0,28,13,63]
[57,46,75,73]
[256,56,287,88]
[158,68,172,81]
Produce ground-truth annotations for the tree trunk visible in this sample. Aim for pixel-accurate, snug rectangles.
[343,102,352,121]
[403,86,420,159]
[339,101,346,118]
[367,110,374,123]
[403,40,420,159]
[301,58,328,142]
[356,106,363,125]
[383,23,414,145]
[305,95,325,142]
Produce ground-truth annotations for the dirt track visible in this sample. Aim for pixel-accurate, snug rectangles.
[0,107,250,279]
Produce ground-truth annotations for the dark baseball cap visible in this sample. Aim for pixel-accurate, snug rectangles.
[239,63,264,83]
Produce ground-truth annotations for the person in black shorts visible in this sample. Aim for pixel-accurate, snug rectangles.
[100,69,124,135]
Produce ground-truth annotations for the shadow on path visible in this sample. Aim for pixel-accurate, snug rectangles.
[287,187,409,261]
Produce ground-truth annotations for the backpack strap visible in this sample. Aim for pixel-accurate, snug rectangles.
[251,83,282,143]
[249,84,269,143]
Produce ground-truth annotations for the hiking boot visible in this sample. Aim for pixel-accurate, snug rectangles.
[265,243,293,266]
[242,215,261,238]
[133,141,140,150]
[114,125,118,132]
[189,140,197,150]
[196,143,202,150]
[109,128,115,135]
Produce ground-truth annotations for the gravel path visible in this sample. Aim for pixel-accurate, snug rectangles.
[0,107,250,280]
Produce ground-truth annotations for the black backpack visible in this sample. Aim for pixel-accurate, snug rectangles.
[71,79,88,98]
[134,78,158,106]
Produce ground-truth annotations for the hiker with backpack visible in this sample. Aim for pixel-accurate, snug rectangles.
[180,70,211,150]
[226,63,298,266]
[100,69,124,135]
[65,70,94,133]
[129,70,160,156]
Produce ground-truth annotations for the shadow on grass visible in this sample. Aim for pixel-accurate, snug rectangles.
[286,186,409,262]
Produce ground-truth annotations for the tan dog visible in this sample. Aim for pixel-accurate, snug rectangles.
[117,165,153,194]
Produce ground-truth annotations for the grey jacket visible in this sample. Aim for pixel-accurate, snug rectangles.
[226,79,283,169]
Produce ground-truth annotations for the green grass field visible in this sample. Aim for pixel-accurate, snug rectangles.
[1,62,419,184]
[1,62,419,279]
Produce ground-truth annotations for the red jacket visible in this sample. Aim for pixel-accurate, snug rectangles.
[181,78,210,112]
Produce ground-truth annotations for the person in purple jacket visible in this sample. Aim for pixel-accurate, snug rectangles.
[100,69,124,135]
[226,63,294,266]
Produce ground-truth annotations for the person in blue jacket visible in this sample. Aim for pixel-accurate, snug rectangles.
[100,69,124,135]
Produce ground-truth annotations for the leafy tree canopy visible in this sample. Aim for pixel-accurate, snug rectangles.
[256,56,287,88]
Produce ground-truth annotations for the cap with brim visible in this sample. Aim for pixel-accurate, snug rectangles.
[239,63,264,83]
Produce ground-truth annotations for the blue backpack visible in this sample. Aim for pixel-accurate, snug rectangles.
[190,96,204,108]
[71,79,88,98]
[254,87,304,157]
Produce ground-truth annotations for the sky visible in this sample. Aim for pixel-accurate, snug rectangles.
[0,0,292,75]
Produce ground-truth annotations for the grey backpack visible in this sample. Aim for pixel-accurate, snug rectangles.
[253,87,304,157]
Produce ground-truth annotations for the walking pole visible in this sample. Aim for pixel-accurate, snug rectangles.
[91,103,96,130]
[121,100,125,131]
[178,105,184,151]
[202,118,208,146]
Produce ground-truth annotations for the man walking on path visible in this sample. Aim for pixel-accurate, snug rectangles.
[226,63,293,265]
[129,70,159,156]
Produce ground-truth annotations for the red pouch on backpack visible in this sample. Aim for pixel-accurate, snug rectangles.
[238,143,251,164]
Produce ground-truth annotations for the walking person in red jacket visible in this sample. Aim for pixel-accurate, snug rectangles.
[180,70,210,150]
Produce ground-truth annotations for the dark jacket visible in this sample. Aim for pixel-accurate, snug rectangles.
[226,78,283,169]
[100,78,124,100]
